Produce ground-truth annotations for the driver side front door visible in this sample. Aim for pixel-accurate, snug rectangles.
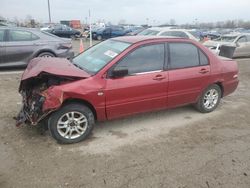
[105,43,168,119]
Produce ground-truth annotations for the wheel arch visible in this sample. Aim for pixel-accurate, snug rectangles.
[214,82,224,97]
[35,49,57,57]
[62,98,97,120]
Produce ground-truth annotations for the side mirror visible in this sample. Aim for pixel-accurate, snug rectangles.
[110,67,128,78]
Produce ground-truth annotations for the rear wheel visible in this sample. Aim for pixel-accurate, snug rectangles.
[97,35,102,41]
[70,35,76,40]
[48,103,95,144]
[37,52,55,58]
[195,84,221,113]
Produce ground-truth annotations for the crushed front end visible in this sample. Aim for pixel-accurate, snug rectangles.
[15,74,80,126]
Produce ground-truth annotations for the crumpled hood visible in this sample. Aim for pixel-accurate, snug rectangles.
[21,57,90,81]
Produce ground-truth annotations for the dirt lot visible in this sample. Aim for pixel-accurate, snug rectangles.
[0,58,250,188]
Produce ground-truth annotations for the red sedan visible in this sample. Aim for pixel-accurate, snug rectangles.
[16,36,239,144]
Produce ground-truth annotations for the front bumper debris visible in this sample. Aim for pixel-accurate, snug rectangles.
[15,93,46,126]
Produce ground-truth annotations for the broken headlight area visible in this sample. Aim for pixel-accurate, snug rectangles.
[15,73,80,126]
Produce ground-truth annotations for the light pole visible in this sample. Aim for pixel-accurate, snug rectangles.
[47,0,51,23]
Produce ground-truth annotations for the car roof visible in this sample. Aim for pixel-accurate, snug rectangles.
[112,36,191,44]
[0,26,40,32]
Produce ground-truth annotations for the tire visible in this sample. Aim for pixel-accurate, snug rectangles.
[70,35,76,40]
[97,35,102,41]
[37,52,55,58]
[48,103,95,144]
[195,84,222,113]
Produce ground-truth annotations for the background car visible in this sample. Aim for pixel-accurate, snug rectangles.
[126,27,145,36]
[42,24,82,39]
[17,36,239,143]
[203,33,250,58]
[91,26,129,40]
[0,27,74,67]
[138,27,201,41]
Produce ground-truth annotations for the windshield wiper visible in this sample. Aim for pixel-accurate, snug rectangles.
[71,61,92,74]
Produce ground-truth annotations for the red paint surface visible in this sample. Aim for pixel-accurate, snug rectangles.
[21,37,239,122]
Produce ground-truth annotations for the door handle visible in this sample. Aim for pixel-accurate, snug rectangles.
[199,69,209,74]
[153,74,166,81]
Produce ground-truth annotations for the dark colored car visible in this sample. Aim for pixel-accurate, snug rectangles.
[16,36,239,144]
[0,27,74,68]
[92,26,128,40]
[43,24,82,39]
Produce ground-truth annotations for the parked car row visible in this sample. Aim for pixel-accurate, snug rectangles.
[137,27,201,41]
[41,24,82,39]
[0,27,74,67]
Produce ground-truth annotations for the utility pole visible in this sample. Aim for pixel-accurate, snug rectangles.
[47,0,52,23]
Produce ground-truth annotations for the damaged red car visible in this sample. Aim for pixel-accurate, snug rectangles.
[16,36,239,144]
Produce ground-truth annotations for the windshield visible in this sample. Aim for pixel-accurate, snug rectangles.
[72,40,131,74]
[138,29,160,36]
[214,36,237,42]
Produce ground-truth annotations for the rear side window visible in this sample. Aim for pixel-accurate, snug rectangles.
[115,44,164,74]
[9,30,39,41]
[169,43,199,69]
[237,36,247,43]
[0,29,4,41]
[247,35,250,42]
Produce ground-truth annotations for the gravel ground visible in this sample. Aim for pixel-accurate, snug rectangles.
[0,58,249,188]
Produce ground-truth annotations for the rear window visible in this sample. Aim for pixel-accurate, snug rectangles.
[138,29,160,36]
[9,30,39,41]
[160,31,189,38]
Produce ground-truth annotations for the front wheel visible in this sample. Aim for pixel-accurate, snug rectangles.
[195,84,222,113]
[48,103,95,144]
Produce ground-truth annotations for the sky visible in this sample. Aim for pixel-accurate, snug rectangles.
[1,0,250,25]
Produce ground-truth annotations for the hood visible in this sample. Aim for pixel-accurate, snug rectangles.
[21,57,90,81]
[203,40,234,47]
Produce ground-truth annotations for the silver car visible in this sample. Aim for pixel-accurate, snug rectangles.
[203,33,250,58]
[0,27,74,67]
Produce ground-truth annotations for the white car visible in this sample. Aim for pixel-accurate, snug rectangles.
[138,27,200,41]
[203,33,250,58]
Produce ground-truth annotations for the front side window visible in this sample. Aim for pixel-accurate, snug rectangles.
[114,44,164,75]
[9,30,39,41]
[169,43,200,69]
[0,29,5,41]
[73,39,131,74]
[199,50,209,65]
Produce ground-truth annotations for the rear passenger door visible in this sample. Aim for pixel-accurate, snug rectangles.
[167,42,210,108]
[0,29,6,64]
[4,29,40,66]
